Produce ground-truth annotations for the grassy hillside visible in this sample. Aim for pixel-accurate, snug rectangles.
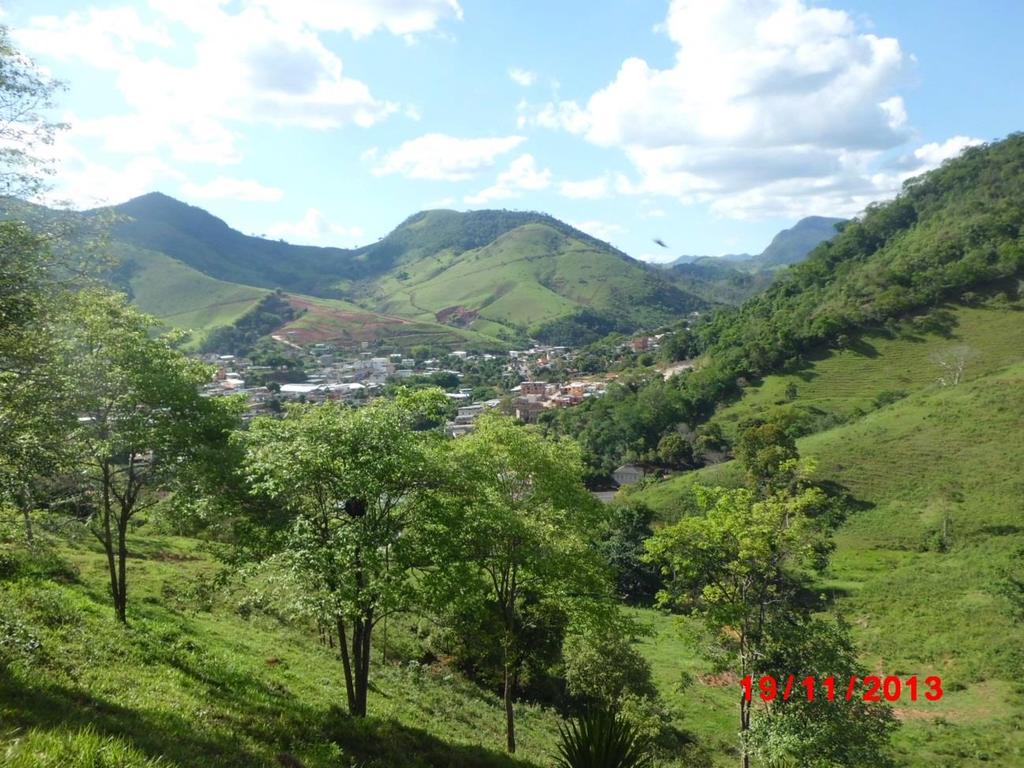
[89,197,706,347]
[0,533,714,768]
[109,243,269,340]
[629,352,1024,766]
[362,221,701,339]
[707,303,1024,441]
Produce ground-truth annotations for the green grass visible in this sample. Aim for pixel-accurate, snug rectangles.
[630,356,1024,766]
[114,244,268,342]
[363,223,699,337]
[708,304,1024,442]
[0,534,709,768]
[0,535,560,767]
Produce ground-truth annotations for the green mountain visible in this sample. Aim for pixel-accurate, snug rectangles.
[665,215,845,270]
[1,195,708,349]
[753,215,846,267]
[662,215,846,305]
[105,196,707,347]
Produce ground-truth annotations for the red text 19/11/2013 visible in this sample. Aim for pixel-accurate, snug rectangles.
[741,675,943,703]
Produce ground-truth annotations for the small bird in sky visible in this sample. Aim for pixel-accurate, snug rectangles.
[653,238,669,248]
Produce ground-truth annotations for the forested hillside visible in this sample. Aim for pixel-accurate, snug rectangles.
[546,134,1024,476]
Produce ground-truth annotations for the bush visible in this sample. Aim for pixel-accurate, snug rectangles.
[554,709,653,768]
[562,630,656,707]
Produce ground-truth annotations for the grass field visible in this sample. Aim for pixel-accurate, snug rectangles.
[630,343,1024,765]
[114,244,269,343]
[0,533,717,768]
[707,304,1024,442]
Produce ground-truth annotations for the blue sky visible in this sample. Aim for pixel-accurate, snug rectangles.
[5,0,1023,262]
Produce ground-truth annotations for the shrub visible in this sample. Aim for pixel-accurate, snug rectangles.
[554,709,653,768]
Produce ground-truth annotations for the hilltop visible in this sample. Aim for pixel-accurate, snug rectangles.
[0,195,710,349]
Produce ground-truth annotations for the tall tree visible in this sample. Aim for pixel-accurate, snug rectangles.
[425,413,610,753]
[241,389,449,716]
[0,27,67,541]
[0,24,65,198]
[58,290,239,622]
[645,483,831,768]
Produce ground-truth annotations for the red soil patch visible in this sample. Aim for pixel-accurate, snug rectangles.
[435,305,479,327]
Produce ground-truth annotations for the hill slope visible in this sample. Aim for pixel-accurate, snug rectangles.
[754,215,845,268]
[629,347,1024,767]
[100,197,707,346]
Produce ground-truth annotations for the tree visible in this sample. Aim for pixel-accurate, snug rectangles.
[932,345,977,386]
[241,389,449,717]
[656,431,693,468]
[0,24,66,198]
[426,414,610,753]
[0,29,68,542]
[748,616,897,768]
[59,290,239,622]
[734,420,799,493]
[645,483,832,768]
[599,502,662,605]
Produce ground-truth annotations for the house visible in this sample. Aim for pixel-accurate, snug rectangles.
[519,381,548,396]
[631,337,649,352]
[514,397,546,423]
[612,464,646,486]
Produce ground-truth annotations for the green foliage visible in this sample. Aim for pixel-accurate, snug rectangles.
[748,618,898,768]
[241,390,450,716]
[734,420,800,493]
[424,413,613,752]
[1,727,166,768]
[554,710,653,768]
[598,504,662,606]
[55,289,242,621]
[200,289,298,355]
[562,627,656,707]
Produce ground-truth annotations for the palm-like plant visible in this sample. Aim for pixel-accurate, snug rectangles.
[554,709,654,768]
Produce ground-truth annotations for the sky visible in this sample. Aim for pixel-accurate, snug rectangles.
[4,0,1023,262]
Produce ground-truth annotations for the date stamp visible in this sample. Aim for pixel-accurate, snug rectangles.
[741,675,943,703]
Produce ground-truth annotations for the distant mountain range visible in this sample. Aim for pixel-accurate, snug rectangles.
[0,193,845,350]
[665,215,846,269]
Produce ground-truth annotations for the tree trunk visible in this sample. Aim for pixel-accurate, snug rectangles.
[739,693,750,768]
[503,661,516,754]
[22,506,34,547]
[336,615,356,712]
[100,462,122,623]
[116,513,129,623]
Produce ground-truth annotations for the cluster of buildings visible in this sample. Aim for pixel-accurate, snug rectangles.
[510,379,608,423]
[199,341,610,428]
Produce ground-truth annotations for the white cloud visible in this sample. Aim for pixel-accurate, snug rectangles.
[520,0,968,219]
[181,176,284,202]
[465,154,552,205]
[910,135,985,167]
[266,208,366,246]
[568,219,625,244]
[559,175,610,199]
[250,0,463,39]
[508,68,537,87]
[40,132,184,208]
[15,0,413,201]
[374,133,526,181]
[13,7,172,70]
